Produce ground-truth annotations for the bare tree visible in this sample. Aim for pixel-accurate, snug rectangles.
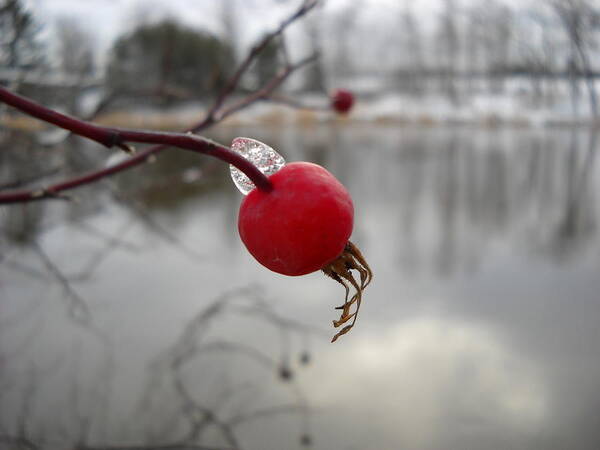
[55,18,95,78]
[549,0,599,117]
[483,1,513,94]
[396,5,425,96]
[0,0,45,100]
[219,0,239,66]
[0,0,44,71]
[302,12,327,93]
[53,17,96,113]
[329,1,362,83]
[435,0,460,104]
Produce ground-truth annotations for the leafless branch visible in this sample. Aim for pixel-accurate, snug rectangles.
[217,53,319,121]
[0,0,321,205]
[203,0,319,124]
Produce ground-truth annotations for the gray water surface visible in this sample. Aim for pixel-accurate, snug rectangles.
[2,125,600,450]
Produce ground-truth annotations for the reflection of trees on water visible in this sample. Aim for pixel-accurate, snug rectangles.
[436,129,596,273]
[234,126,599,276]
[540,131,597,260]
[2,125,598,276]
[333,127,599,277]
[0,286,316,450]
[0,131,319,449]
[2,125,600,448]
[0,131,237,265]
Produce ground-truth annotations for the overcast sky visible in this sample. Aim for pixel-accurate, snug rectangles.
[24,0,285,53]
[22,0,441,55]
[20,0,534,72]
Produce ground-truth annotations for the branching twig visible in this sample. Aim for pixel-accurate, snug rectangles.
[0,86,272,202]
[217,53,319,121]
[0,0,321,205]
[0,4,322,447]
[203,0,319,125]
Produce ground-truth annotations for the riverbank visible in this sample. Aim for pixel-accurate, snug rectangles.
[2,91,600,131]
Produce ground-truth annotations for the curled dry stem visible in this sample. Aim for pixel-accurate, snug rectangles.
[321,241,373,343]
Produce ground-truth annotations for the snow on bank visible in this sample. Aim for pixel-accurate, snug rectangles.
[216,91,599,128]
[218,80,600,128]
[4,86,598,131]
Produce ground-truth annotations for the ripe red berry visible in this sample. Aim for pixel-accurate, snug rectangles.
[238,161,372,342]
[331,89,354,114]
[239,162,353,275]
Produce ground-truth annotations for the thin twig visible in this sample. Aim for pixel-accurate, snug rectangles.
[203,0,319,124]
[217,53,319,121]
[0,87,272,202]
[0,1,321,205]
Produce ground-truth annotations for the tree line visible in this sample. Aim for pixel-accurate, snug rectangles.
[2,0,600,114]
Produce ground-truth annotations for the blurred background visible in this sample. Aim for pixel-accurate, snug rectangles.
[2,0,600,449]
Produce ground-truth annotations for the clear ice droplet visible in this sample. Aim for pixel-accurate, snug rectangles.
[229,137,285,195]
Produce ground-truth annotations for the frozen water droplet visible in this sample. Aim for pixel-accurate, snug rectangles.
[230,137,285,195]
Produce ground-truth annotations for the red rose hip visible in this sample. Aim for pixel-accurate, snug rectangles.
[238,161,372,342]
[239,162,353,276]
[331,89,354,114]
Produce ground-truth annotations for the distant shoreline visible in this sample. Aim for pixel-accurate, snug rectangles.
[3,100,600,131]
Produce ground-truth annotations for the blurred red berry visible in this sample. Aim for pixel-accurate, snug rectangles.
[331,89,354,114]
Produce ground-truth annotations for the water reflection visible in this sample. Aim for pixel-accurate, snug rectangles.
[304,317,547,450]
[1,126,600,449]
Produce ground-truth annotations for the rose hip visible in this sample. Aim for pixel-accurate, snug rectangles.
[331,89,354,114]
[238,161,372,342]
[239,162,352,276]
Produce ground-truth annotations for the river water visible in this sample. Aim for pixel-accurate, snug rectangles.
[2,124,600,450]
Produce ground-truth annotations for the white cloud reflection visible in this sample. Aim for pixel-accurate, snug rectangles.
[303,316,547,449]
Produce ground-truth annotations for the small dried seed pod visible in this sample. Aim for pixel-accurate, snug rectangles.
[322,241,372,342]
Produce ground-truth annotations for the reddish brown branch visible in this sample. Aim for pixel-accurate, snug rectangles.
[0,0,320,204]
[0,87,275,203]
[0,94,273,203]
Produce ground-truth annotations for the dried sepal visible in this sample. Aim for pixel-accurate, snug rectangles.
[321,241,372,342]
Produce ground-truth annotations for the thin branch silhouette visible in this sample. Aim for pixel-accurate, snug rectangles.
[0,0,321,205]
